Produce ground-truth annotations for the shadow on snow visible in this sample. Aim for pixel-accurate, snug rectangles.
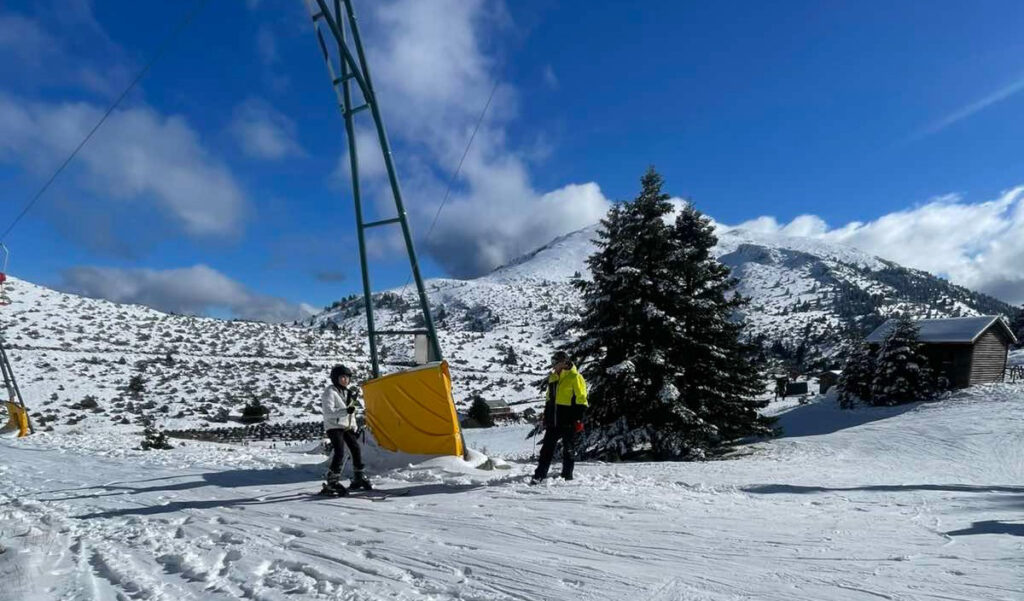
[944,520,1024,537]
[742,483,1024,495]
[35,464,489,519]
[773,397,920,439]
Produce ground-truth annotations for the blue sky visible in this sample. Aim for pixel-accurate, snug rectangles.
[2,0,1024,319]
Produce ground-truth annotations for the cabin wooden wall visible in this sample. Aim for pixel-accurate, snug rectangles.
[969,329,1009,385]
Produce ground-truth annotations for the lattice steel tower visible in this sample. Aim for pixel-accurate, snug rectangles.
[304,0,442,378]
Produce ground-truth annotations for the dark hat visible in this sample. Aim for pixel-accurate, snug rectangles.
[550,350,570,367]
[330,364,354,384]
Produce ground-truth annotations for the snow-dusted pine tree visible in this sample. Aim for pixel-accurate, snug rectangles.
[870,314,934,406]
[140,426,173,450]
[837,341,875,409]
[568,168,772,460]
[1011,307,1024,348]
[667,203,772,445]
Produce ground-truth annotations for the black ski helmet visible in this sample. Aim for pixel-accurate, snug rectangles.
[330,364,354,386]
[550,350,571,368]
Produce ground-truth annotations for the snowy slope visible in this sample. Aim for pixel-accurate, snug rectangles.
[2,384,1022,600]
[0,276,365,434]
[1,220,1016,439]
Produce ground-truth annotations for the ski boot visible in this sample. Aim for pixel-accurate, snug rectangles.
[320,470,348,497]
[349,470,373,491]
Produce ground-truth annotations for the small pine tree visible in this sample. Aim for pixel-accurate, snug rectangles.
[870,314,934,406]
[467,396,494,428]
[501,345,519,366]
[837,342,875,409]
[242,398,270,423]
[211,406,230,423]
[140,426,173,450]
[127,374,146,397]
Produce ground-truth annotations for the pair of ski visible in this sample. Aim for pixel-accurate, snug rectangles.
[314,485,408,501]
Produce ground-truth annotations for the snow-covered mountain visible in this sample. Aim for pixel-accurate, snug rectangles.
[2,223,1015,437]
[316,224,1015,378]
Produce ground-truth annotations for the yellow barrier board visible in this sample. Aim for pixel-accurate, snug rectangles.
[362,361,463,457]
[2,401,29,437]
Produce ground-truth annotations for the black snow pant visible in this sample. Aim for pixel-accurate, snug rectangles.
[534,424,578,480]
[327,428,364,474]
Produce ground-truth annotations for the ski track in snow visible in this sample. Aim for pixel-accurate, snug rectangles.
[3,386,1023,600]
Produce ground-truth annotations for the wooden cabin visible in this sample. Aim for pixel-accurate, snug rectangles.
[484,399,513,420]
[818,370,842,394]
[866,316,1018,389]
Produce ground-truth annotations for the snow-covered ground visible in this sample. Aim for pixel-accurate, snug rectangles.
[3,385,1022,600]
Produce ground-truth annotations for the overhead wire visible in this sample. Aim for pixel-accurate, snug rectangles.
[0,0,211,243]
[395,79,500,302]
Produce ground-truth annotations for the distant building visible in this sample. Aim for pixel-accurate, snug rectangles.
[785,381,808,396]
[484,399,513,420]
[866,316,1017,388]
[817,370,842,394]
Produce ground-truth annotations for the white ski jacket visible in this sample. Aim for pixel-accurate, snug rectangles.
[321,384,361,431]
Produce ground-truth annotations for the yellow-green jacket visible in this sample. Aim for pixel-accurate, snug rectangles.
[544,366,588,427]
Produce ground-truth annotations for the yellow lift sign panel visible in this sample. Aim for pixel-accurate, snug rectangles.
[362,361,464,457]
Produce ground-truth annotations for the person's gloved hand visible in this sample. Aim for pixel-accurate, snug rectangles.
[574,420,584,433]
[346,405,356,415]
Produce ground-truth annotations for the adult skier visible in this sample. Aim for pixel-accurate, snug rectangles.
[321,364,372,495]
[531,351,588,484]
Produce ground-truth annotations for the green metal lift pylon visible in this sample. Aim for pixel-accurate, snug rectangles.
[305,0,443,378]
[1,243,30,437]
[1,335,32,437]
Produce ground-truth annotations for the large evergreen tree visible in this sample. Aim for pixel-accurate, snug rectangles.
[568,168,772,460]
[837,341,875,409]
[870,314,934,405]
[668,203,770,444]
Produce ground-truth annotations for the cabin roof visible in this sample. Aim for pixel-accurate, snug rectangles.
[866,315,1017,345]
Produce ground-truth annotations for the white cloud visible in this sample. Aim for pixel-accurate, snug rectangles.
[229,97,305,160]
[913,71,1024,139]
[333,127,388,184]
[423,182,610,276]
[0,94,246,237]
[256,25,278,66]
[0,4,132,98]
[0,13,52,60]
[58,264,314,322]
[723,187,1024,305]
[325,0,611,277]
[543,65,559,89]
[732,214,829,238]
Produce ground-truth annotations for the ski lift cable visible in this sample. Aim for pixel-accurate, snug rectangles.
[0,0,211,243]
[396,78,500,301]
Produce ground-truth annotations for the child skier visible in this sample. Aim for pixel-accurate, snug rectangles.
[321,364,372,495]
